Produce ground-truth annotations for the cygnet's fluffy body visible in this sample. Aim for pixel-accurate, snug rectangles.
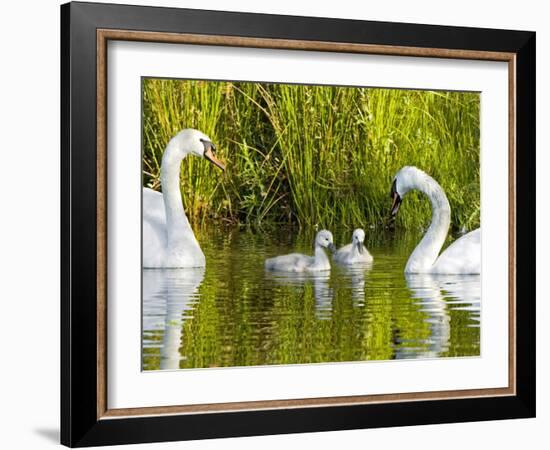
[265,230,335,272]
[333,228,373,265]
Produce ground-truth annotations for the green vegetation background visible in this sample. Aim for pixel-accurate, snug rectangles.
[142,79,480,232]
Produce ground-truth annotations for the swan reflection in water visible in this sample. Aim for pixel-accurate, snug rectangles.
[396,273,481,359]
[141,254,480,369]
[142,268,205,370]
[265,271,333,319]
[340,262,373,307]
[265,263,372,319]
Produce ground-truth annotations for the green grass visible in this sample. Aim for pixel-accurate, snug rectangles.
[142,79,480,232]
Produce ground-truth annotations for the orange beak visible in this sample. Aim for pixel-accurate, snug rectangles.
[204,147,225,171]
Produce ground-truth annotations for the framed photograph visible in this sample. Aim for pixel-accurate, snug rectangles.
[61,1,535,447]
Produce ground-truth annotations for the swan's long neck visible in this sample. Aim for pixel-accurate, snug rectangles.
[160,142,193,245]
[405,177,451,273]
[312,245,331,270]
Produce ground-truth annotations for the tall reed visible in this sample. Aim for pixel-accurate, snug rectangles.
[142,79,480,232]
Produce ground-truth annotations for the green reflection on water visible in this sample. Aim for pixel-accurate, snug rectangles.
[142,228,480,370]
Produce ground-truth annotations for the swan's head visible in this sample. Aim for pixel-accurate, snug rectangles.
[352,228,366,254]
[389,166,428,218]
[315,230,336,252]
[173,128,225,171]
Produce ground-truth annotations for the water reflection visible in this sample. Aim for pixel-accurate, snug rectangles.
[395,273,481,359]
[142,268,204,370]
[265,271,333,319]
[338,262,373,307]
[142,228,481,370]
[440,275,481,327]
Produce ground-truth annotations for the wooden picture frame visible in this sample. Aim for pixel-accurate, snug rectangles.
[61,1,535,447]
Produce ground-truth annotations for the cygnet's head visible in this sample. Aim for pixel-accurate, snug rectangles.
[315,230,335,252]
[171,128,225,171]
[389,166,430,218]
[352,228,365,244]
[352,228,366,253]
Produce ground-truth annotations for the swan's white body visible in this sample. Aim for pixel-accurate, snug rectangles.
[334,228,373,265]
[143,129,224,268]
[143,187,205,268]
[264,230,335,272]
[392,166,480,274]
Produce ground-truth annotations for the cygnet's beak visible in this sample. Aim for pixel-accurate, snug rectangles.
[356,241,364,254]
[203,142,225,171]
[328,242,336,252]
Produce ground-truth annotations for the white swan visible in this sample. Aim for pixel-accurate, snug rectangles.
[390,166,480,274]
[333,228,373,265]
[143,129,225,268]
[264,230,335,272]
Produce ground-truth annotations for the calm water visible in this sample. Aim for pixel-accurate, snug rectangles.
[142,228,480,370]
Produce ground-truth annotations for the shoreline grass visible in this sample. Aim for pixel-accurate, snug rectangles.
[142,79,480,232]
